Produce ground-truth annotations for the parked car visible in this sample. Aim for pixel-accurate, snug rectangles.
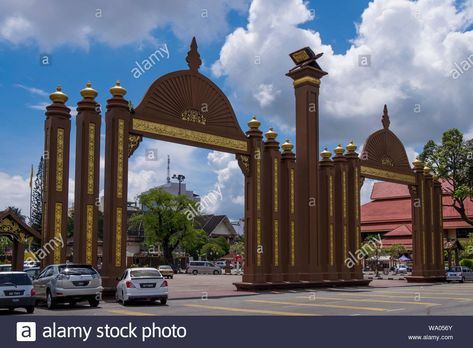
[0,272,36,313]
[446,266,473,283]
[24,260,40,268]
[396,265,408,274]
[186,261,221,275]
[115,267,168,305]
[33,263,103,309]
[24,267,41,280]
[158,265,174,279]
[0,264,12,272]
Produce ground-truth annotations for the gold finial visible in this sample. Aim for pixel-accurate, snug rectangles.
[49,86,68,104]
[423,166,431,175]
[265,127,278,140]
[334,144,344,156]
[80,81,98,100]
[110,80,127,97]
[412,157,423,168]
[247,115,261,130]
[281,138,293,152]
[432,175,439,181]
[321,147,332,159]
[346,140,357,152]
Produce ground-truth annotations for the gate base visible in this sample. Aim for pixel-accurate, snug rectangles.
[405,275,446,283]
[233,279,371,291]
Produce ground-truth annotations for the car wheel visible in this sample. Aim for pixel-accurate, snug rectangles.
[8,307,14,312]
[213,270,220,275]
[192,270,198,275]
[26,306,34,314]
[160,298,167,305]
[46,290,56,309]
[88,298,100,307]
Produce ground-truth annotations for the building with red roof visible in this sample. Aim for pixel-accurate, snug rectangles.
[361,181,473,249]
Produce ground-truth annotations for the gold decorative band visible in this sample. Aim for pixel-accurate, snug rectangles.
[360,165,415,185]
[256,218,261,267]
[86,205,93,264]
[87,123,95,195]
[293,76,320,87]
[54,202,62,263]
[274,220,279,267]
[56,128,65,192]
[132,119,248,153]
[115,207,123,267]
[117,120,125,199]
[273,158,278,212]
[290,221,295,266]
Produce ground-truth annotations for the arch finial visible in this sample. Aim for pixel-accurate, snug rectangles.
[382,104,390,129]
[186,37,202,72]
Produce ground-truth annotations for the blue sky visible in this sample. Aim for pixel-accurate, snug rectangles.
[1,0,472,219]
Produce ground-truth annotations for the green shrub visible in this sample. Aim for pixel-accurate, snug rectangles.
[459,259,473,268]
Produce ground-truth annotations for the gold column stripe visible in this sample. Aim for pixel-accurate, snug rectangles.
[329,224,334,266]
[293,76,320,87]
[273,158,278,212]
[256,218,262,267]
[355,168,360,248]
[421,180,426,265]
[87,123,95,195]
[115,207,123,267]
[329,175,334,266]
[290,169,295,214]
[56,128,64,192]
[132,118,248,152]
[274,220,279,267]
[117,119,125,198]
[360,165,415,185]
[256,155,261,211]
[86,205,93,264]
[54,202,62,263]
[430,186,435,265]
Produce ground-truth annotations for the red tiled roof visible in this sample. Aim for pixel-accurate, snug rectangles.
[381,238,412,248]
[383,224,412,237]
[371,182,410,200]
[361,182,473,232]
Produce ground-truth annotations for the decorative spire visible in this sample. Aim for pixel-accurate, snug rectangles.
[334,144,344,156]
[321,147,332,159]
[80,82,98,100]
[382,104,390,129]
[49,86,68,104]
[346,140,357,153]
[248,115,261,130]
[265,127,278,140]
[412,157,423,168]
[110,80,127,97]
[281,138,293,152]
[186,37,202,72]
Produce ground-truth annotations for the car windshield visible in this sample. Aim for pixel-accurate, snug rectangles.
[448,267,462,272]
[58,265,97,275]
[159,266,172,269]
[0,273,32,286]
[130,270,162,278]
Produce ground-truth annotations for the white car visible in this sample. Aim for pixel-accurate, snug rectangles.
[0,272,36,313]
[115,268,168,305]
[446,266,473,283]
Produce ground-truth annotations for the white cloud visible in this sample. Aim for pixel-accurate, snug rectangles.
[0,172,30,215]
[360,178,376,204]
[0,0,249,51]
[14,83,48,97]
[213,0,473,148]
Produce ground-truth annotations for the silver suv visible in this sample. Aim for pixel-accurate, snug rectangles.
[186,261,221,275]
[33,264,103,309]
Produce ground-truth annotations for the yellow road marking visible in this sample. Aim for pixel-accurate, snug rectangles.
[376,289,473,297]
[184,304,318,316]
[246,299,387,312]
[107,309,154,316]
[296,296,439,306]
[334,292,471,302]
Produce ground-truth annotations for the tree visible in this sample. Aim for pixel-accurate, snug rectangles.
[420,129,473,226]
[7,206,25,221]
[181,229,208,259]
[200,242,225,261]
[361,235,386,276]
[30,157,43,231]
[130,188,199,264]
[385,244,408,259]
[230,239,245,257]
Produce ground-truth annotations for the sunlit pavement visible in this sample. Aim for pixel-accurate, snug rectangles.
[4,275,473,316]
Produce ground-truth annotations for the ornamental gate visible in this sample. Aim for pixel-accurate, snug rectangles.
[41,38,445,289]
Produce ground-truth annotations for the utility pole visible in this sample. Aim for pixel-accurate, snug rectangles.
[167,155,171,184]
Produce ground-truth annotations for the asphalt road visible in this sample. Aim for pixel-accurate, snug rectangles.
[4,280,473,316]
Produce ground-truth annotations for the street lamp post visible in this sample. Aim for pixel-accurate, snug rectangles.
[172,174,186,195]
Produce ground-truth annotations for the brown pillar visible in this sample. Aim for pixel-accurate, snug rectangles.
[411,158,427,277]
[345,141,363,279]
[319,147,336,280]
[333,145,350,280]
[12,240,25,271]
[433,178,444,274]
[261,128,282,282]
[42,87,71,266]
[280,139,296,281]
[287,64,327,281]
[73,83,101,267]
[242,117,264,283]
[423,166,434,274]
[102,82,130,286]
